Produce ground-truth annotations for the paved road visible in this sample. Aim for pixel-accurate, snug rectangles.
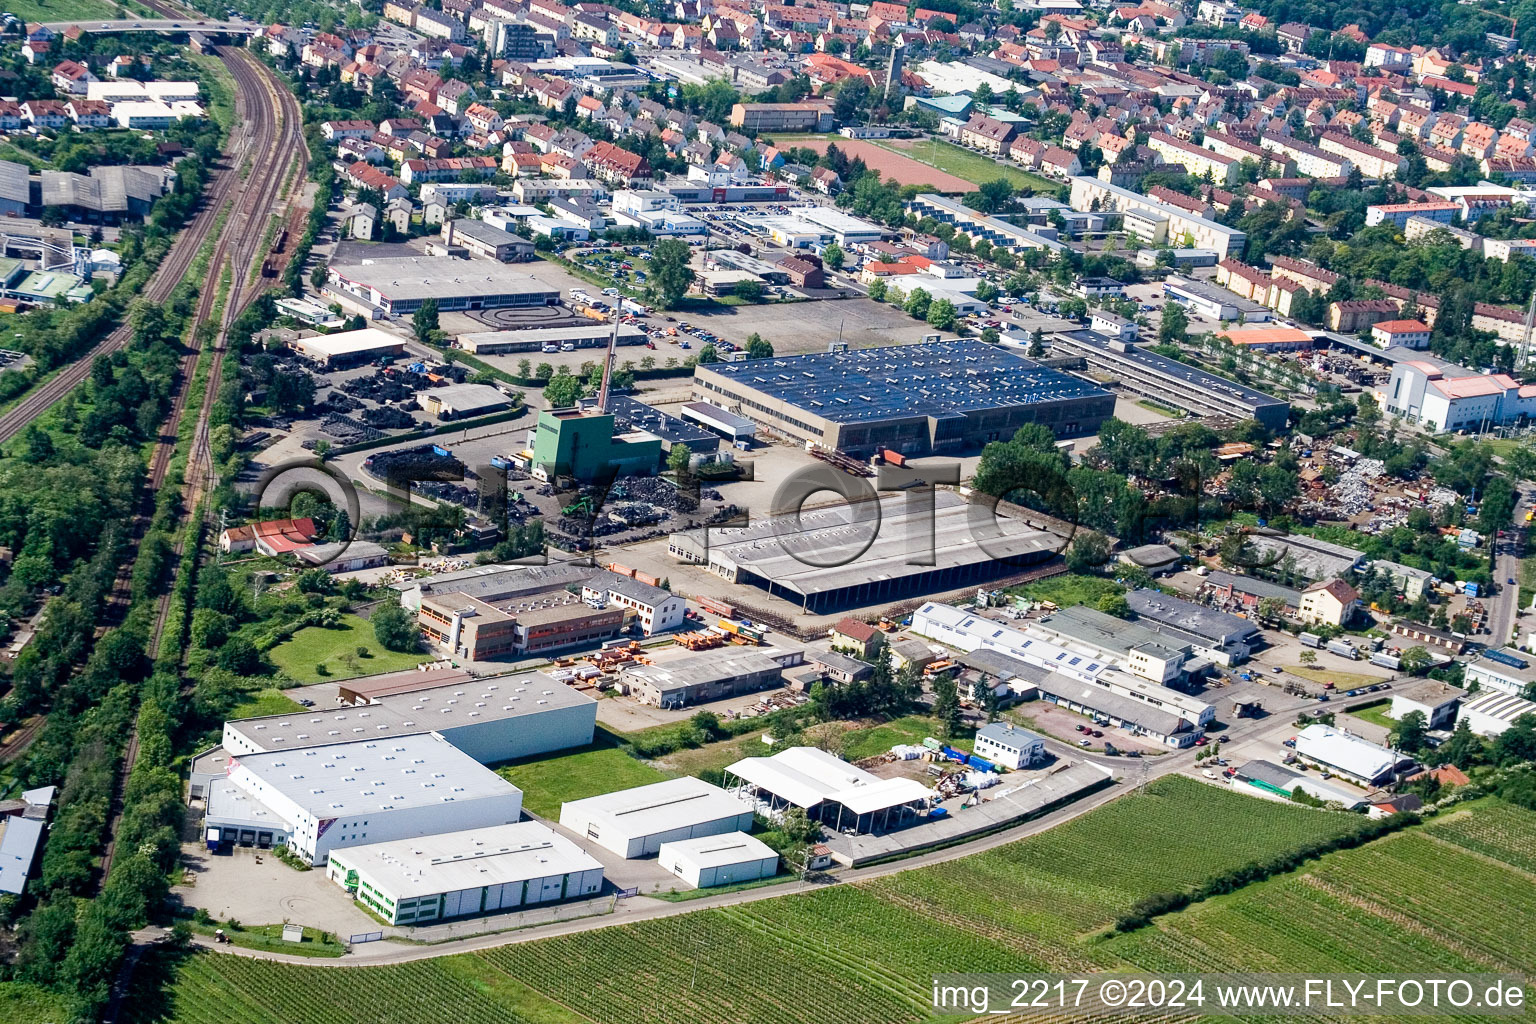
[37,17,256,32]
[1487,493,1529,650]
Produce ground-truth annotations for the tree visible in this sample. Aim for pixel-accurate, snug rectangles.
[372,603,421,653]
[1439,719,1485,769]
[1397,646,1432,675]
[1158,303,1188,344]
[543,372,584,408]
[1299,649,1317,667]
[866,277,887,301]
[734,279,764,303]
[1065,530,1111,571]
[904,287,932,320]
[667,442,692,475]
[412,298,439,343]
[822,243,844,270]
[1393,710,1428,755]
[744,333,774,359]
[1028,328,1045,358]
[926,298,958,331]
[647,238,695,309]
[1097,591,1130,617]
[972,178,1015,214]
[931,673,963,738]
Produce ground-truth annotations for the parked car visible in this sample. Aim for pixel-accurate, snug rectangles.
[1075,724,1085,732]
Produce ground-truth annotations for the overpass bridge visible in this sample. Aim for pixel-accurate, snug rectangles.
[35,18,258,35]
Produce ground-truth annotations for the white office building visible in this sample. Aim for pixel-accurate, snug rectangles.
[973,722,1046,769]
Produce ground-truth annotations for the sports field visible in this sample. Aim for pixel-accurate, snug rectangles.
[104,780,1536,1024]
[877,137,1064,194]
[769,136,977,191]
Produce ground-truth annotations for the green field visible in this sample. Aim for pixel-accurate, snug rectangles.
[1345,698,1398,731]
[267,614,427,684]
[839,714,971,761]
[3,0,118,23]
[110,777,1487,1024]
[874,138,1062,194]
[0,982,67,1024]
[1008,572,1124,608]
[495,734,673,818]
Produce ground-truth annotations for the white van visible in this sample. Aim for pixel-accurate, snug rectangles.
[541,342,559,353]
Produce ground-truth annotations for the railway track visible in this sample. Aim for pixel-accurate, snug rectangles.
[98,46,306,885]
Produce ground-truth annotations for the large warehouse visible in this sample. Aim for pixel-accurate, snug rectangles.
[1046,330,1290,430]
[620,649,791,707]
[326,257,561,317]
[218,673,598,765]
[724,746,932,834]
[205,733,525,866]
[1292,724,1414,787]
[558,777,755,859]
[290,327,409,368]
[690,338,1114,456]
[667,491,1068,613]
[326,821,605,925]
[457,323,647,354]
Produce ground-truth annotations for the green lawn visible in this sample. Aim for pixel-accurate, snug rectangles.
[1007,572,1123,609]
[267,614,427,684]
[187,922,346,959]
[840,715,971,761]
[1284,665,1389,690]
[496,732,673,818]
[0,981,67,1024]
[1346,699,1398,731]
[225,688,306,722]
[873,138,1062,194]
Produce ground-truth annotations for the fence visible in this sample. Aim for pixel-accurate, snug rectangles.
[393,893,618,942]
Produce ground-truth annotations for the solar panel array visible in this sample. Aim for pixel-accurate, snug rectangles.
[702,338,1110,424]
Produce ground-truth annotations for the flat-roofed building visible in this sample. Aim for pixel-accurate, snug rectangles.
[326,257,560,317]
[220,672,597,765]
[668,491,1067,613]
[419,590,623,660]
[440,218,535,262]
[1388,679,1466,730]
[204,733,525,865]
[690,338,1113,456]
[326,821,603,924]
[973,722,1046,769]
[1464,647,1536,697]
[658,831,778,888]
[291,327,410,368]
[417,382,512,419]
[559,777,755,858]
[621,649,791,707]
[1046,331,1290,429]
[1124,588,1258,666]
[907,193,1067,252]
[457,324,647,354]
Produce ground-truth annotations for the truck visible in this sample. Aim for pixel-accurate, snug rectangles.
[432,444,452,458]
[1325,639,1359,660]
[1369,651,1401,670]
[205,827,225,852]
[490,455,513,470]
[1299,632,1323,648]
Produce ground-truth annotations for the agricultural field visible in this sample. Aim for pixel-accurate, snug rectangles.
[1105,808,1536,979]
[1426,802,1536,874]
[266,614,428,683]
[0,982,67,1024]
[496,736,673,818]
[4,0,119,23]
[120,777,1430,1024]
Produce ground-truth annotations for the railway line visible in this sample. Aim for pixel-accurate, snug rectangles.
[98,45,307,884]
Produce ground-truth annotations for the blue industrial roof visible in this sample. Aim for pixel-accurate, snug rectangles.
[700,339,1111,424]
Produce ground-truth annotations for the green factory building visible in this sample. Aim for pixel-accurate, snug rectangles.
[531,408,663,482]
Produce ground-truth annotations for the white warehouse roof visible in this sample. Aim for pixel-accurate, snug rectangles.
[559,777,752,838]
[232,732,521,820]
[726,745,931,813]
[1293,724,1402,782]
[329,821,602,899]
[293,327,410,358]
[658,830,776,870]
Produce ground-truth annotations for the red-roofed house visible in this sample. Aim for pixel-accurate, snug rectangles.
[1369,319,1432,349]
